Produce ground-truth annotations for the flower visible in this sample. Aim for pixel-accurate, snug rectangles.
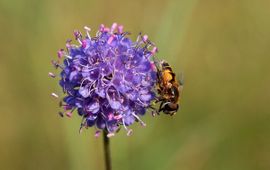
[50,23,158,137]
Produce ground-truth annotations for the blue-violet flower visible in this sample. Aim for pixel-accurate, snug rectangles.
[51,23,158,137]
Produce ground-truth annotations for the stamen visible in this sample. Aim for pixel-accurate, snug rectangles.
[122,118,133,136]
[137,98,148,107]
[73,30,82,40]
[151,47,158,55]
[122,119,128,130]
[66,39,72,48]
[48,72,56,78]
[127,129,133,136]
[131,112,146,127]
[64,55,72,59]
[95,130,101,138]
[57,49,65,59]
[74,30,82,44]
[104,27,110,32]
[79,62,90,68]
[79,127,83,134]
[120,32,130,38]
[63,105,72,110]
[66,111,72,118]
[51,60,63,69]
[143,35,148,42]
[110,23,117,33]
[51,93,59,98]
[88,87,96,95]
[84,26,91,38]
[117,25,123,34]
[136,32,142,42]
[79,118,86,134]
[99,24,105,32]
[107,133,115,138]
[107,35,115,44]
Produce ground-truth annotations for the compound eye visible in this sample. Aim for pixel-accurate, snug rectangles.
[162,62,169,67]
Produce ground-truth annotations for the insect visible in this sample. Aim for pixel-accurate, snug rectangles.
[154,60,183,116]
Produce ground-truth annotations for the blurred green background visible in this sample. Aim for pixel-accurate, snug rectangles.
[1,0,270,169]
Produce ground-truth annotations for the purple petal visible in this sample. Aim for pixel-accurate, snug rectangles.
[85,101,100,113]
[137,60,151,72]
[109,99,121,110]
[95,87,106,98]
[126,90,138,101]
[123,112,135,126]
[79,87,90,98]
[99,63,112,76]
[106,86,122,109]
[140,93,153,102]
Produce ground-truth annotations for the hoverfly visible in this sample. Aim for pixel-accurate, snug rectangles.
[154,60,183,116]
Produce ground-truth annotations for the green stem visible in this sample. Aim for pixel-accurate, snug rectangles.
[103,131,112,170]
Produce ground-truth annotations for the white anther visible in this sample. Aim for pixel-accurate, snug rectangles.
[111,23,117,33]
[77,39,82,45]
[48,72,56,78]
[84,26,91,39]
[127,129,133,136]
[107,133,115,138]
[51,93,59,98]
[131,112,146,127]
[143,35,148,42]
[122,118,133,136]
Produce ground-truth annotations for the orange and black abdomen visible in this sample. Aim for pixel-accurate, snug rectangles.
[155,60,182,115]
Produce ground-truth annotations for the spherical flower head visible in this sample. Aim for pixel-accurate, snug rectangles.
[51,23,158,137]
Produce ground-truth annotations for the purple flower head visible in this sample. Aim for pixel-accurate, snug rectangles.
[51,23,158,137]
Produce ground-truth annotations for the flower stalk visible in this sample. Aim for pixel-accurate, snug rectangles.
[103,131,112,170]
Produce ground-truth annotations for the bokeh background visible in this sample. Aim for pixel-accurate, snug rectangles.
[1,0,270,169]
